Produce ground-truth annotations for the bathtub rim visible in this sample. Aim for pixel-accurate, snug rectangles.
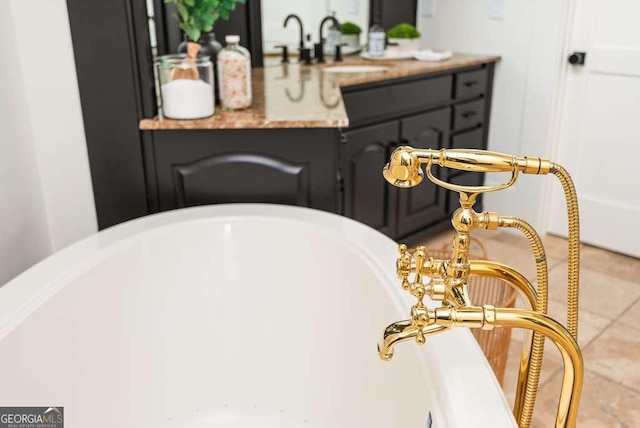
[0,204,515,427]
[0,204,406,340]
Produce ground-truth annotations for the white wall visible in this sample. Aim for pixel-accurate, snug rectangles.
[0,0,97,285]
[418,0,568,230]
[0,4,52,285]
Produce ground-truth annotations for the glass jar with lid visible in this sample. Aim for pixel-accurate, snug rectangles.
[368,24,386,57]
[217,35,252,110]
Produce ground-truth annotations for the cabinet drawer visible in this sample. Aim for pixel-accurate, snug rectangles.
[453,99,485,131]
[451,128,484,150]
[455,68,487,99]
[343,75,453,125]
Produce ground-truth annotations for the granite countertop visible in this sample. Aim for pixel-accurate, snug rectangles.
[139,53,500,131]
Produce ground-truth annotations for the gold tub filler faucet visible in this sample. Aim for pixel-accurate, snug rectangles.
[379,147,582,428]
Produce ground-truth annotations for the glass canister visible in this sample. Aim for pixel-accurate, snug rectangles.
[368,24,386,57]
[157,54,214,120]
[217,35,252,110]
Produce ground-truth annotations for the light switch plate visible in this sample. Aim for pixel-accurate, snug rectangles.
[421,0,436,17]
[347,0,358,14]
[489,0,504,20]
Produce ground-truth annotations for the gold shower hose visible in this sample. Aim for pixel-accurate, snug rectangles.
[551,163,580,340]
[498,217,548,428]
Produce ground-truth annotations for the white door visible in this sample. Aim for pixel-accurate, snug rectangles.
[548,0,640,257]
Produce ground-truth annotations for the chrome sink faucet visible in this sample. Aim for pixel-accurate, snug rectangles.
[315,16,341,63]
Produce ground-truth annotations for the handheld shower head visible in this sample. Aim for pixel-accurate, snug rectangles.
[382,146,424,188]
[383,146,553,194]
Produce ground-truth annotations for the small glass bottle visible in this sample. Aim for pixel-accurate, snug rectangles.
[368,24,386,57]
[217,35,252,110]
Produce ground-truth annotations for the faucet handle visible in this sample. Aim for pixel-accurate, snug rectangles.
[334,43,347,62]
[396,244,412,290]
[396,244,434,301]
[411,302,433,345]
[411,246,429,301]
[396,244,449,305]
[274,44,289,63]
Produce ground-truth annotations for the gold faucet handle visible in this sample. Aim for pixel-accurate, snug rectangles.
[411,303,433,345]
[411,246,429,301]
[396,244,438,302]
[396,244,413,290]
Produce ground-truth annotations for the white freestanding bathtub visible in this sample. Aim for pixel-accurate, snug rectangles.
[0,205,515,427]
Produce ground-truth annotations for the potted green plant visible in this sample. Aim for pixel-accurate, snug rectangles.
[340,21,362,49]
[167,0,245,43]
[168,0,247,66]
[386,23,421,52]
[158,0,246,119]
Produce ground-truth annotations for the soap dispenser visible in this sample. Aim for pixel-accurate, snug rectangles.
[368,24,385,57]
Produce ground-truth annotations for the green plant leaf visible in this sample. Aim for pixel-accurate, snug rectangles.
[202,13,215,27]
[177,3,189,22]
[386,23,421,39]
[183,25,200,42]
[169,0,246,38]
[340,21,361,35]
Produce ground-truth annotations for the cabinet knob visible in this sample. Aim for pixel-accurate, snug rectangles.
[568,51,586,66]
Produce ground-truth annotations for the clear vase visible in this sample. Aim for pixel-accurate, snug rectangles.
[156,54,214,120]
[178,32,223,103]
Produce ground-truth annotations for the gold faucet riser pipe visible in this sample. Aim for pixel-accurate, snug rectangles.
[496,216,550,428]
[494,308,583,428]
[432,306,582,427]
[468,259,540,421]
[467,260,538,310]
[426,258,541,423]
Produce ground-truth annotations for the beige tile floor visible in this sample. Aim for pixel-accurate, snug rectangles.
[421,229,640,427]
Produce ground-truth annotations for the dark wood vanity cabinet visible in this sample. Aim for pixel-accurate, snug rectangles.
[340,63,495,242]
[340,122,399,237]
[148,128,339,213]
[144,62,495,243]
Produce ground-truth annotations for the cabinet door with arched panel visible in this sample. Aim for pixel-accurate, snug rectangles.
[396,108,451,238]
[341,122,399,237]
[152,129,338,213]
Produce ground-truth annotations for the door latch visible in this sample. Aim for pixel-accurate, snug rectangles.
[568,51,586,65]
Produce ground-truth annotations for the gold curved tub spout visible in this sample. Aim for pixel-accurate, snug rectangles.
[377,321,447,361]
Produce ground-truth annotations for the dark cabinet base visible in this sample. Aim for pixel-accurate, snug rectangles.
[341,122,399,237]
[148,128,339,214]
[340,63,495,242]
[143,63,495,245]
